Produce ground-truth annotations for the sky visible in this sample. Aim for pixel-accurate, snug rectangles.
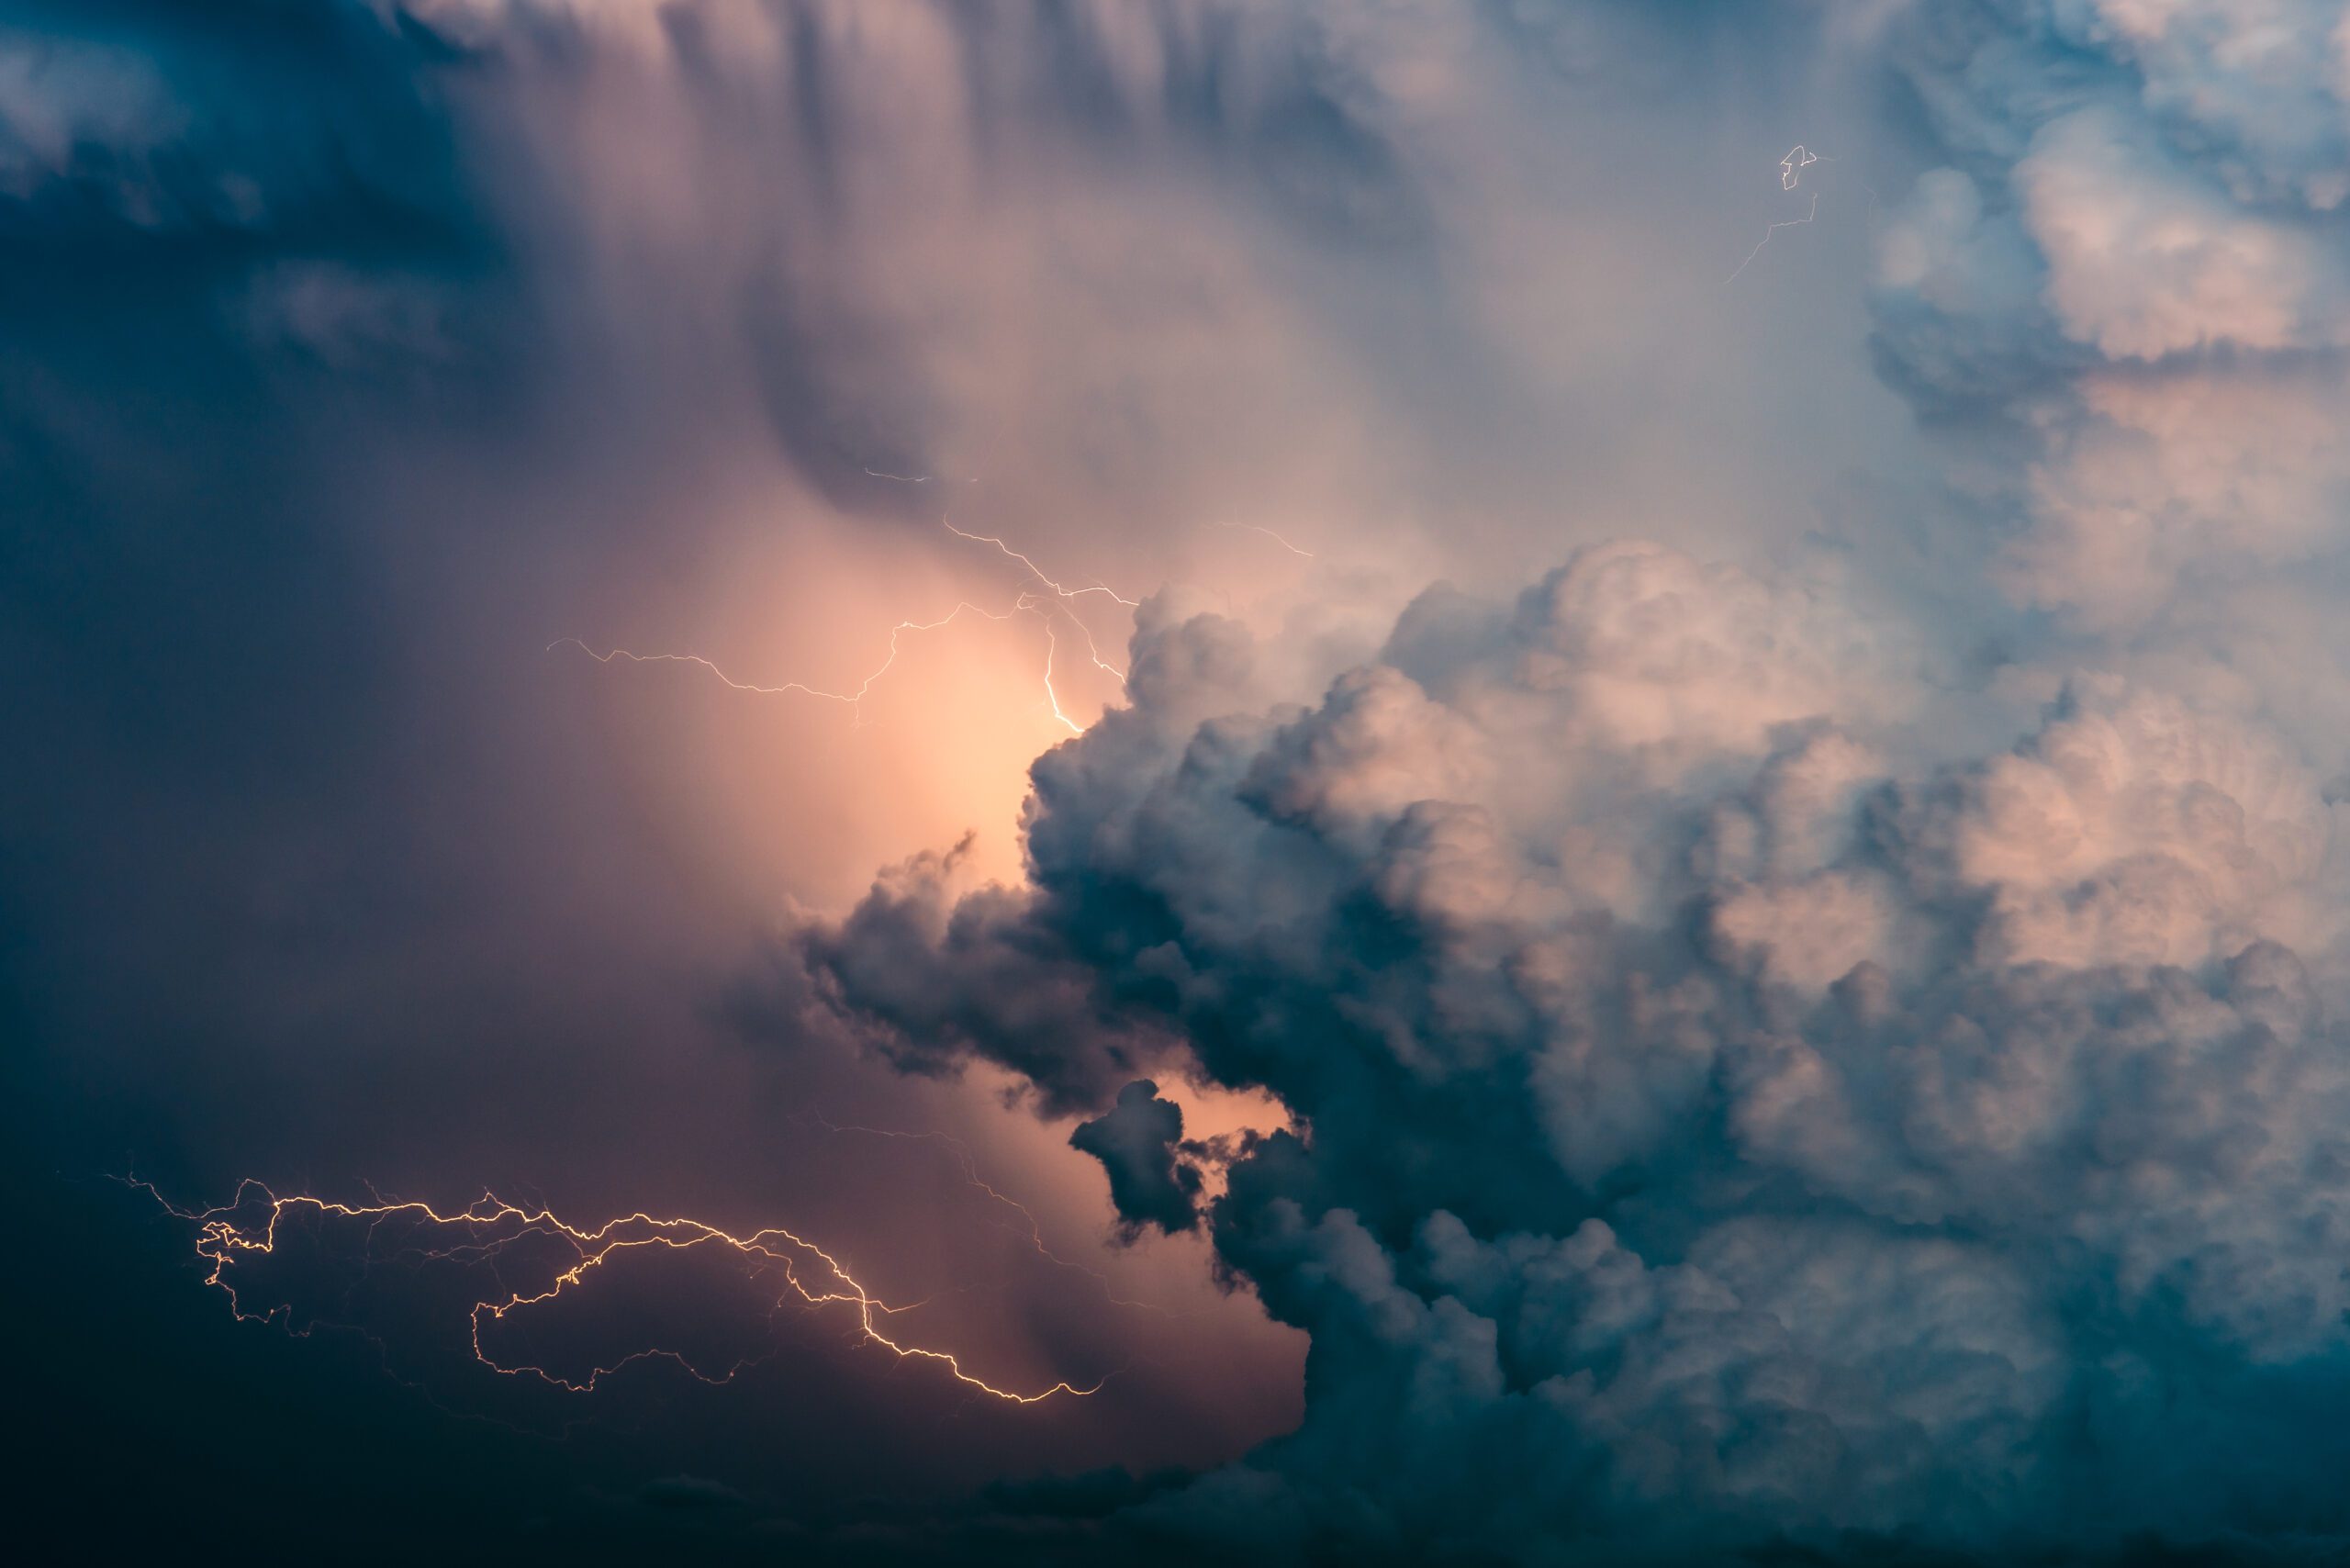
[11,1,2350,1562]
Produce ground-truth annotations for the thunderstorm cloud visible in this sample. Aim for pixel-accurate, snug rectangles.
[15,1,2350,1563]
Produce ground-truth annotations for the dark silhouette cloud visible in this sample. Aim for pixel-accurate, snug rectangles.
[1069,1079,1203,1235]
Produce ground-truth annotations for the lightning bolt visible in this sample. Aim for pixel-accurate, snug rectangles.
[125,1176,1108,1405]
[937,516,1134,697]
[1216,521,1315,559]
[547,599,1025,717]
[557,481,1131,734]
[1727,143,1826,284]
[807,1114,1184,1319]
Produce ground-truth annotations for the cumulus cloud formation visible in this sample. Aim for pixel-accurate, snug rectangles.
[808,543,2350,1560]
[1069,1080,1203,1237]
[789,6,2350,1556]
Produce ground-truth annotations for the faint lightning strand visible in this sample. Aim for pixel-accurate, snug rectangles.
[1217,522,1315,559]
[942,521,1139,611]
[125,1176,1106,1405]
[547,596,1027,727]
[809,1114,1181,1317]
[555,500,1134,728]
[1727,143,1827,284]
[858,463,1133,610]
[1727,190,1818,283]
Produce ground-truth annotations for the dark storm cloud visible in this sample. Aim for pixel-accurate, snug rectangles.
[15,0,1718,1551]
[790,834,1182,1112]
[1069,1078,1202,1235]
[0,0,502,1184]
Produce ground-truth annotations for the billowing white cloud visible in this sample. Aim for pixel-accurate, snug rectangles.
[1873,1,2350,634]
[2017,107,2346,361]
[800,519,2350,1555]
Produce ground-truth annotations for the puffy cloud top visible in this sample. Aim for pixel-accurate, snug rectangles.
[1874,0,2350,624]
[25,0,2350,1561]
[802,526,2350,1559]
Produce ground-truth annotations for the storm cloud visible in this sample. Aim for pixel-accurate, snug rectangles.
[792,3,2350,1562]
[16,0,2350,1562]
[809,580,2350,1561]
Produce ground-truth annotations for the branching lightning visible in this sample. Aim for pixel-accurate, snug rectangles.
[547,598,1024,716]
[556,478,1133,735]
[938,517,1135,702]
[126,1176,1108,1405]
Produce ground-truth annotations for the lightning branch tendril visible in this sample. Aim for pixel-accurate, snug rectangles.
[807,1114,1183,1319]
[547,597,1024,714]
[555,476,1133,734]
[124,1176,1108,1405]
[1216,521,1315,559]
[1727,143,1827,284]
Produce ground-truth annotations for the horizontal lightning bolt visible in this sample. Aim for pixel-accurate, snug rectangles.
[124,1176,1108,1405]
[548,598,1023,712]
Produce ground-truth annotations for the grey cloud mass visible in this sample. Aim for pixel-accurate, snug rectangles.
[791,4,2350,1562]
[811,582,2350,1561]
[1069,1079,1203,1237]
